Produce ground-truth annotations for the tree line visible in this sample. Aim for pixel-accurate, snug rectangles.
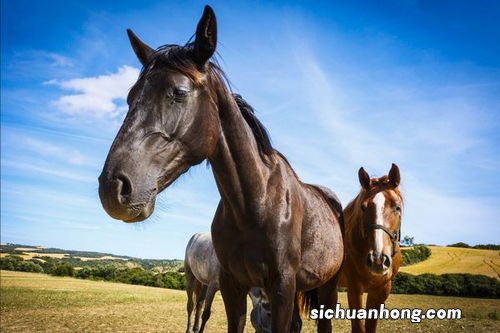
[448,242,500,251]
[0,255,186,290]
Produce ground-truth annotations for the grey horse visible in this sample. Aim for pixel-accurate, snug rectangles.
[185,232,271,333]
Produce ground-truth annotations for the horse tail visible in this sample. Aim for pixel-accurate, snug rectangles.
[338,208,346,264]
[296,289,319,318]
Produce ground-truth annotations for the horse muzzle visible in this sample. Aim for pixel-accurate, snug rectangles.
[366,251,392,274]
[98,170,156,223]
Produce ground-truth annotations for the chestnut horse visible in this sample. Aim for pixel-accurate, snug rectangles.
[98,6,344,332]
[339,164,403,333]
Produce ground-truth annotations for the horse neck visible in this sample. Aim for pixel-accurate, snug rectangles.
[207,88,272,222]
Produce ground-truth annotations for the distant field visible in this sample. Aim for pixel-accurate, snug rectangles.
[0,250,128,262]
[0,252,67,261]
[401,246,500,278]
[1,271,499,332]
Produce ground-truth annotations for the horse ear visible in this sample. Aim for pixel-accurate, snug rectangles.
[193,5,217,67]
[358,167,371,190]
[127,29,154,67]
[388,163,401,187]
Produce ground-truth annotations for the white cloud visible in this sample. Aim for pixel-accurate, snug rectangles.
[13,50,74,70]
[23,137,94,166]
[47,65,140,118]
[2,159,95,183]
[44,52,74,68]
[1,127,97,184]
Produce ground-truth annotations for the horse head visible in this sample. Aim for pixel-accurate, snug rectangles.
[356,163,403,274]
[98,6,223,222]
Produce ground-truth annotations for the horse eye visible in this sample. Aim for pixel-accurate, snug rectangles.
[394,205,401,212]
[361,202,368,212]
[173,88,189,97]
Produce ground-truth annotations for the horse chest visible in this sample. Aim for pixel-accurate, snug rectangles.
[212,207,297,287]
[218,238,271,287]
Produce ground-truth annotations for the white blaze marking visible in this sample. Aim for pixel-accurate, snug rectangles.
[373,192,386,253]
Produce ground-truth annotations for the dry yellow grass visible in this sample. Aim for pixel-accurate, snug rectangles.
[0,252,66,261]
[1,270,499,332]
[13,248,43,252]
[72,255,129,261]
[400,246,500,278]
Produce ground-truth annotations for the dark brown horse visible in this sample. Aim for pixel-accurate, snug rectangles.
[184,232,272,333]
[339,164,403,333]
[98,6,344,332]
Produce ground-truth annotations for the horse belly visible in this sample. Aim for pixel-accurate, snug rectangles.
[297,219,344,290]
[191,262,214,286]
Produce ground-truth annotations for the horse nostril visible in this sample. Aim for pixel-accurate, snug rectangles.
[116,173,132,198]
[366,254,373,267]
[383,254,391,269]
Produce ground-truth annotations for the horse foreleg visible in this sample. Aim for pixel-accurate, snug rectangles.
[317,277,340,333]
[347,282,365,333]
[193,284,207,332]
[185,269,197,333]
[219,270,249,333]
[365,284,390,333]
[199,282,218,333]
[290,293,303,333]
[269,273,296,333]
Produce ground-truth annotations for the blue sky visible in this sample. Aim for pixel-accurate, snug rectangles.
[1,0,499,259]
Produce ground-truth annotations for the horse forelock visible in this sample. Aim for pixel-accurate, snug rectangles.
[359,177,403,208]
[139,43,219,86]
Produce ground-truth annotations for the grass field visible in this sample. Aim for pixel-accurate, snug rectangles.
[400,246,500,278]
[1,271,499,332]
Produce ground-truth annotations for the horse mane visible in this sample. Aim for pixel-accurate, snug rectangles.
[232,93,274,158]
[140,43,225,86]
[230,95,299,175]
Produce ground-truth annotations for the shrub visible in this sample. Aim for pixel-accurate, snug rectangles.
[473,244,500,251]
[0,256,21,270]
[72,264,187,290]
[392,272,499,298]
[0,255,43,273]
[50,263,75,277]
[17,261,44,273]
[401,245,431,266]
[448,242,471,248]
